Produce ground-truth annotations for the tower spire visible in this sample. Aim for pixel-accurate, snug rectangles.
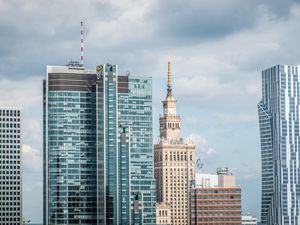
[80,21,84,66]
[167,56,172,98]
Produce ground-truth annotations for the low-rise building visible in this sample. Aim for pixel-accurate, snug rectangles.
[242,215,257,225]
[190,168,242,225]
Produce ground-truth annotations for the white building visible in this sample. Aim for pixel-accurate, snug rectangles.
[194,167,236,188]
[0,107,22,224]
[242,215,257,225]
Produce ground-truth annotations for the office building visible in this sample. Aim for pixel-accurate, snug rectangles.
[242,215,257,225]
[0,107,22,225]
[258,65,300,225]
[190,168,242,225]
[154,59,196,225]
[156,202,171,225]
[44,62,156,225]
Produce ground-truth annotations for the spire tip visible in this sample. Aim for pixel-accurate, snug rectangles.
[167,57,172,98]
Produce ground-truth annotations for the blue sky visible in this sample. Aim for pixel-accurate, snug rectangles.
[1,0,300,222]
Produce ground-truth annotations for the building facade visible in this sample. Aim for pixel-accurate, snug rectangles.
[242,215,257,225]
[156,202,171,225]
[0,107,22,225]
[154,60,196,225]
[44,62,156,225]
[258,65,300,225]
[190,168,242,225]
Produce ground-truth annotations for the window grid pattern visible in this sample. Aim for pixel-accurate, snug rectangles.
[190,188,242,225]
[119,77,156,225]
[0,108,22,225]
[45,65,156,225]
[46,91,98,224]
[258,65,300,225]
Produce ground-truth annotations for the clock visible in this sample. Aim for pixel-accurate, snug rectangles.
[169,108,175,115]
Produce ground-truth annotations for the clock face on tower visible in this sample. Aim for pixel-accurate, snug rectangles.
[164,107,176,115]
[169,108,175,115]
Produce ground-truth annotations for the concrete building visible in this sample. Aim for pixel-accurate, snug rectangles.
[156,203,171,225]
[258,65,300,225]
[194,168,236,188]
[44,61,156,225]
[190,168,242,225]
[154,59,196,225]
[242,215,257,225]
[0,107,22,225]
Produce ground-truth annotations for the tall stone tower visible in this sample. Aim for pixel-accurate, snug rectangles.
[154,59,196,225]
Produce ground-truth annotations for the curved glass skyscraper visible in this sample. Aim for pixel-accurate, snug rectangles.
[43,62,156,225]
[258,65,300,225]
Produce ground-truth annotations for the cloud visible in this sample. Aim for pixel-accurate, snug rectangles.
[0,76,41,110]
[0,0,300,222]
[0,0,297,78]
[147,0,296,42]
[23,144,42,173]
[22,134,43,223]
[23,118,43,152]
[186,133,217,159]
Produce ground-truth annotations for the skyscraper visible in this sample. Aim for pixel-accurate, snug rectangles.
[0,107,22,225]
[154,59,196,225]
[44,61,156,225]
[258,65,300,225]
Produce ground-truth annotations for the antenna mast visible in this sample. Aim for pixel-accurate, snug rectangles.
[80,21,84,66]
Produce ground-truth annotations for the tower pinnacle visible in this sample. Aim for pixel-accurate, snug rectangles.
[167,56,172,98]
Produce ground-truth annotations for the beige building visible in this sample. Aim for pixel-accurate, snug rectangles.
[156,202,171,225]
[154,59,196,225]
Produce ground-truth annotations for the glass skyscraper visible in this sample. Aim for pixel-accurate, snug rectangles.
[258,65,300,225]
[43,62,156,225]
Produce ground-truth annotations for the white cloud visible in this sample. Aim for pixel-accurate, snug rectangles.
[22,143,43,223]
[0,0,300,222]
[24,118,42,147]
[22,144,42,173]
[185,133,217,159]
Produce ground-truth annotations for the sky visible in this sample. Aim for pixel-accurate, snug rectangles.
[1,0,300,222]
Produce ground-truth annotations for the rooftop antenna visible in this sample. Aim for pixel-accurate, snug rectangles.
[80,21,84,66]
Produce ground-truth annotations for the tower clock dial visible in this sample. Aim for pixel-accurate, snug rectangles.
[169,108,175,115]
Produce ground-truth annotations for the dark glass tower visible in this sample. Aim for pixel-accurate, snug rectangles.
[44,62,156,225]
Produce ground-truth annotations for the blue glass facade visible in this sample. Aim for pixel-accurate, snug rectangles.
[118,77,156,225]
[258,65,300,225]
[44,63,156,225]
[43,67,101,225]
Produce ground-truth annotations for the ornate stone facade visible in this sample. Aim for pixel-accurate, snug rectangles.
[154,59,195,225]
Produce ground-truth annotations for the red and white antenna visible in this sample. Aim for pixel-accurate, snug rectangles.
[80,21,84,66]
